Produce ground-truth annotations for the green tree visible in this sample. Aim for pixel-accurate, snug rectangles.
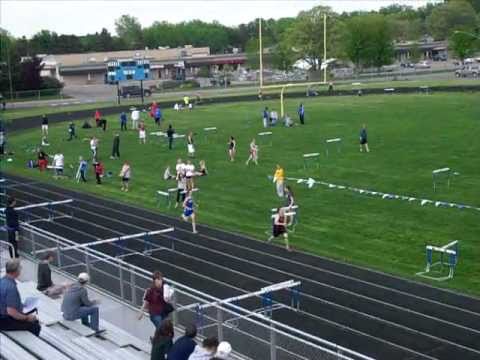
[245,36,273,70]
[18,56,43,91]
[427,0,478,40]
[115,15,143,49]
[449,29,479,62]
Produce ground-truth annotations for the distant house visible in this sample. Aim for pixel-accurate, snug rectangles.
[39,46,247,86]
[394,38,448,62]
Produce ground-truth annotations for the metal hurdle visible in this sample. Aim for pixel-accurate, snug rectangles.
[432,167,451,192]
[156,188,178,208]
[0,199,74,223]
[203,127,217,143]
[303,153,320,169]
[325,138,342,157]
[416,240,459,281]
[258,131,273,147]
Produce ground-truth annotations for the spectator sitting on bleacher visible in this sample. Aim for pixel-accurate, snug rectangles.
[188,337,219,360]
[37,252,67,299]
[167,323,197,360]
[212,341,232,359]
[0,259,41,336]
[151,319,174,360]
[61,272,104,335]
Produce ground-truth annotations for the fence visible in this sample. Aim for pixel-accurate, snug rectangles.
[13,222,373,360]
[3,88,66,102]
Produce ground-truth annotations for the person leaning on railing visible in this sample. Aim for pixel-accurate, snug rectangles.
[0,259,41,336]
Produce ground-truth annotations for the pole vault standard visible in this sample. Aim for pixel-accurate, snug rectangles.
[35,228,175,256]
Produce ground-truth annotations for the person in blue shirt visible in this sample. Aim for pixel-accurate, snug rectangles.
[5,197,19,258]
[167,324,197,360]
[154,107,162,127]
[262,107,269,128]
[181,191,197,234]
[298,103,305,125]
[359,124,370,153]
[77,157,88,182]
[0,259,41,336]
[120,112,128,131]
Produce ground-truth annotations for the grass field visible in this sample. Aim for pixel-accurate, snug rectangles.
[4,92,480,295]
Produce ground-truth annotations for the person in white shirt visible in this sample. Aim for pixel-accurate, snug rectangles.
[184,160,195,191]
[52,153,64,176]
[131,109,140,129]
[89,137,98,159]
[174,103,180,111]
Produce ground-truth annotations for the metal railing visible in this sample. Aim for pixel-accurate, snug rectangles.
[16,222,374,360]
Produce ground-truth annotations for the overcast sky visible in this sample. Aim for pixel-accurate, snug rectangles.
[1,0,439,38]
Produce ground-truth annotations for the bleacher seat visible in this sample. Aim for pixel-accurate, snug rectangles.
[4,331,71,360]
[0,333,38,360]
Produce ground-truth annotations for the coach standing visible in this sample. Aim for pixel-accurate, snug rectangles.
[41,114,48,137]
[298,103,305,125]
[5,197,20,258]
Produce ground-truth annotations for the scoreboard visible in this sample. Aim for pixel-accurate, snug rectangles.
[106,59,150,84]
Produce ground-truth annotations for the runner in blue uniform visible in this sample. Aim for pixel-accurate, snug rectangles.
[181,191,197,234]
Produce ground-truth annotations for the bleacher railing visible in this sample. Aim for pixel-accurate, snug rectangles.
[16,222,374,360]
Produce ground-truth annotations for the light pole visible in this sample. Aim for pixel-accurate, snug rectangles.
[258,17,264,90]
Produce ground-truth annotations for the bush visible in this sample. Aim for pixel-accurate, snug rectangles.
[179,80,200,89]
[41,77,64,90]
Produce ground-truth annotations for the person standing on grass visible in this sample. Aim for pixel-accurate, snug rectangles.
[139,271,172,328]
[41,114,48,136]
[77,157,88,182]
[273,164,285,198]
[5,197,19,258]
[182,191,197,234]
[262,107,269,128]
[187,132,195,158]
[184,160,195,191]
[268,207,291,251]
[119,161,131,192]
[120,112,128,131]
[111,133,120,159]
[150,319,174,360]
[298,103,305,125]
[94,109,101,127]
[90,136,98,159]
[67,122,77,141]
[131,108,140,129]
[154,107,162,127]
[246,138,258,166]
[167,124,175,150]
[227,136,236,162]
[37,148,48,171]
[94,161,104,185]
[359,124,370,153]
[0,260,41,336]
[139,122,147,144]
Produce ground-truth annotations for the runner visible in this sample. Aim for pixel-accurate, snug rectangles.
[245,138,258,166]
[268,207,291,251]
[175,172,187,209]
[119,161,131,192]
[227,136,236,162]
[359,123,370,153]
[182,191,198,234]
[284,185,296,226]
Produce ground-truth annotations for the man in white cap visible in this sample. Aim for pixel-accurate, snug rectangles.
[212,341,232,359]
[61,272,104,334]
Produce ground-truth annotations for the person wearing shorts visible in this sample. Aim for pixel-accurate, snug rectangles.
[246,138,258,165]
[41,115,48,136]
[359,124,369,153]
[139,122,146,144]
[187,132,195,158]
[181,191,197,234]
[268,208,290,251]
[184,160,195,191]
[227,136,236,162]
[119,161,131,192]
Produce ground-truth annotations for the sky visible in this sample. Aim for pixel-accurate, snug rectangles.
[1,0,439,38]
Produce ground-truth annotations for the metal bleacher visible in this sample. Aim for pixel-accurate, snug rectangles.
[0,280,150,360]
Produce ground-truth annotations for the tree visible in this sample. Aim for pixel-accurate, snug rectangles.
[18,56,43,91]
[245,36,273,70]
[285,6,342,71]
[427,0,478,40]
[115,15,143,49]
[447,0,480,13]
[449,29,479,62]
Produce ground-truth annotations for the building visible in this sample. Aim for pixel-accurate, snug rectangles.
[394,39,448,62]
[40,46,247,86]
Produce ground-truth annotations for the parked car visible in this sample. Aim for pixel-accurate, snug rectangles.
[455,66,479,78]
[400,62,415,68]
[432,54,447,62]
[119,85,151,98]
[415,61,431,69]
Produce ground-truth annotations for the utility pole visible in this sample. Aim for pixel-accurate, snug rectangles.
[259,17,264,90]
[323,13,327,83]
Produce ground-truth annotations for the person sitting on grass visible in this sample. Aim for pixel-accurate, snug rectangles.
[150,319,174,360]
[164,166,174,180]
[119,161,131,192]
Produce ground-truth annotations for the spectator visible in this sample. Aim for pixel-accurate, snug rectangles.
[154,107,162,127]
[5,197,19,258]
[131,108,140,129]
[61,272,104,334]
[120,112,128,131]
[52,153,64,177]
[284,114,293,128]
[0,259,41,336]
[94,109,101,127]
[188,337,219,360]
[67,122,77,141]
[37,253,66,298]
[167,324,197,360]
[41,114,48,136]
[167,124,175,150]
[213,341,232,359]
[298,103,305,125]
[37,148,48,171]
[98,118,107,132]
[119,161,131,192]
[359,123,370,153]
[77,157,88,182]
[262,107,269,128]
[139,121,147,144]
[111,134,120,159]
[151,319,174,360]
[90,136,98,159]
[94,161,104,185]
[139,271,169,328]
[270,110,278,126]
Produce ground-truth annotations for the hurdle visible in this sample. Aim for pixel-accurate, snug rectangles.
[203,127,217,143]
[156,188,178,208]
[384,88,395,94]
[432,167,451,191]
[258,131,273,147]
[419,86,430,94]
[150,131,186,146]
[303,153,320,169]
[416,240,459,281]
[325,138,342,157]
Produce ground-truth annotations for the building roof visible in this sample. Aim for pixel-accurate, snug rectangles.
[42,47,210,67]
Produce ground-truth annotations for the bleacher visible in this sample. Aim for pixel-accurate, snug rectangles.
[1,280,150,360]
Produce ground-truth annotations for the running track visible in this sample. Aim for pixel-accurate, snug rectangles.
[4,174,480,360]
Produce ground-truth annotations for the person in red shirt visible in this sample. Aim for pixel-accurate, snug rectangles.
[94,110,101,127]
[138,271,172,328]
[93,161,104,184]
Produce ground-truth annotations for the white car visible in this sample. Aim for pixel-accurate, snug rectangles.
[415,61,431,69]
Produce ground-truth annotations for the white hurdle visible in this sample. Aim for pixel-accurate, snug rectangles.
[416,240,459,281]
[303,153,320,169]
[0,199,73,213]
[258,131,273,147]
[432,167,451,191]
[156,188,178,208]
[203,127,217,143]
[325,138,342,157]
